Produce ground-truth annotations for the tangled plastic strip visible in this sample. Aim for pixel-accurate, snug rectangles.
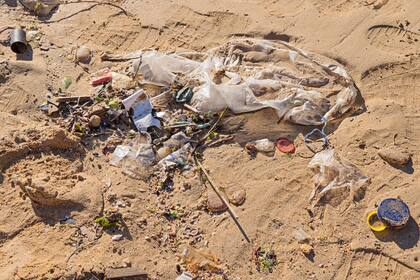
[304,117,329,153]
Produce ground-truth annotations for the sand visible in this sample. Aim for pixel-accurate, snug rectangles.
[0,0,419,279]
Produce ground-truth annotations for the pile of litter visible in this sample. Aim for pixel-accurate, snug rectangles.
[41,39,370,277]
[45,38,367,203]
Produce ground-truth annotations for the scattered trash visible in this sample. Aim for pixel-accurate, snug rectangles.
[378,148,411,168]
[159,143,193,169]
[276,138,295,154]
[253,247,278,273]
[122,90,161,133]
[377,198,410,228]
[206,190,228,213]
[176,271,194,280]
[181,246,222,273]
[112,234,123,241]
[308,149,369,206]
[90,69,113,86]
[293,228,311,243]
[366,209,387,232]
[105,267,148,280]
[59,215,75,225]
[10,28,28,54]
[175,86,194,103]
[163,132,191,150]
[76,45,92,64]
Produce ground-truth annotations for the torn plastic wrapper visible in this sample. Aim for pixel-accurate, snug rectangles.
[122,90,161,133]
[308,149,369,206]
[159,143,193,169]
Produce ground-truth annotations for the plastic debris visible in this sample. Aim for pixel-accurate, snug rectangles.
[159,143,193,169]
[163,132,191,150]
[366,210,387,232]
[377,198,410,228]
[175,86,194,103]
[122,90,161,132]
[181,246,222,273]
[254,139,275,153]
[276,138,295,154]
[308,149,369,206]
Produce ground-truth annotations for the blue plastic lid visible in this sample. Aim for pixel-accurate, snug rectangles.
[377,198,410,227]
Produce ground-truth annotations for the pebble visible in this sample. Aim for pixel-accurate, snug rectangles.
[76,45,91,64]
[206,191,227,213]
[122,258,131,267]
[226,186,246,206]
[112,234,123,241]
[378,148,411,167]
[293,228,310,243]
[300,243,314,255]
[89,115,101,128]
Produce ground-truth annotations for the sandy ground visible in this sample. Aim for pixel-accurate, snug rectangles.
[0,0,419,279]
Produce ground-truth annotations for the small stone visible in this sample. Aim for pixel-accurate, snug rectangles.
[226,185,246,206]
[293,228,310,243]
[89,115,101,128]
[157,146,172,160]
[145,236,151,241]
[112,234,123,241]
[207,191,227,213]
[40,44,49,51]
[300,243,314,255]
[76,45,91,64]
[122,258,131,267]
[378,148,411,167]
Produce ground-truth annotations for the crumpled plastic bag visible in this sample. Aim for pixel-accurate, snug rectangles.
[308,149,369,206]
[159,143,193,169]
[110,139,156,180]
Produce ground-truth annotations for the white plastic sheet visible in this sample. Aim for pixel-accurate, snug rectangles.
[308,149,369,206]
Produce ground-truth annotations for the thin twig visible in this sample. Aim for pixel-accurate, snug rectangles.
[194,154,251,243]
[199,108,227,143]
[43,1,129,24]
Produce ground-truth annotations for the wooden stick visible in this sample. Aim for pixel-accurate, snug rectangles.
[194,154,251,243]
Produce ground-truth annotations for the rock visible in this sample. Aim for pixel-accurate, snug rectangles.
[122,258,131,267]
[293,228,310,243]
[225,185,246,206]
[300,243,314,255]
[112,234,123,241]
[378,148,411,167]
[89,115,101,128]
[76,45,91,64]
[207,191,227,213]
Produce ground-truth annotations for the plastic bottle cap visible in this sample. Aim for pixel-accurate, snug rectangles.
[276,138,295,153]
[366,210,387,232]
[377,198,410,228]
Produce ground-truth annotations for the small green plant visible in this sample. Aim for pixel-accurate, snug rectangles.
[95,216,120,228]
[255,247,277,273]
[207,131,219,141]
[169,210,179,219]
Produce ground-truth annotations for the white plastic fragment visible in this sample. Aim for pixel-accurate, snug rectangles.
[308,149,369,206]
[122,90,161,132]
